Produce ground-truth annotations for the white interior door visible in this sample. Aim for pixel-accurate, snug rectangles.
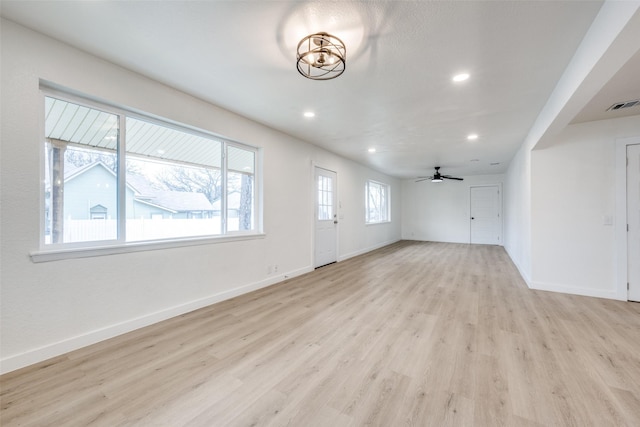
[628,144,640,302]
[314,167,337,268]
[470,185,502,245]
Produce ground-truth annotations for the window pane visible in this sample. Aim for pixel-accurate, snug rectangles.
[42,91,262,250]
[125,117,222,241]
[44,97,119,244]
[317,175,333,220]
[227,146,255,232]
[365,180,389,223]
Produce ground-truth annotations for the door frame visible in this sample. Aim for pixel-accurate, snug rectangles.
[615,136,640,301]
[469,183,503,245]
[312,163,338,268]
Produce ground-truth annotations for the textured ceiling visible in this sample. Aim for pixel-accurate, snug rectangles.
[1,1,620,178]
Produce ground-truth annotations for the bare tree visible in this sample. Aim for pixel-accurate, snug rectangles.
[155,166,222,204]
[239,174,253,230]
[64,145,142,175]
[66,146,117,170]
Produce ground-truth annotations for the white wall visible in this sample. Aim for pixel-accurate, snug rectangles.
[0,20,401,373]
[530,115,640,299]
[401,174,504,244]
[502,2,640,291]
[504,144,533,284]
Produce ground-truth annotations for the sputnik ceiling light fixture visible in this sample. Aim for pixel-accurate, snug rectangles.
[297,32,346,80]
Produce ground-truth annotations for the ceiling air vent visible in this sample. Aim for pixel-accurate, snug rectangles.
[607,99,640,111]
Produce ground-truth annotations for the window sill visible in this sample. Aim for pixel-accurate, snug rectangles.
[365,221,391,226]
[30,233,266,263]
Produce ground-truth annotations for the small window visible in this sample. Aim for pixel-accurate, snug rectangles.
[90,205,108,220]
[42,90,260,250]
[317,174,333,220]
[365,180,390,224]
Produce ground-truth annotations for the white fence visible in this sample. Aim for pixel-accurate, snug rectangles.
[50,217,241,243]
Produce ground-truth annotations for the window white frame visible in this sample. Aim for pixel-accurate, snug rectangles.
[33,84,263,262]
[365,180,390,224]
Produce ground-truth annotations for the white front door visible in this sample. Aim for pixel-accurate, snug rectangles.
[314,167,337,268]
[628,144,640,302]
[470,185,502,245]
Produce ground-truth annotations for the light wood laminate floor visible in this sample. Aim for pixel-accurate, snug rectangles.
[2,241,640,426]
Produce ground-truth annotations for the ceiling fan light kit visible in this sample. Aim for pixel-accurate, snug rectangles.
[416,166,464,183]
[296,32,346,80]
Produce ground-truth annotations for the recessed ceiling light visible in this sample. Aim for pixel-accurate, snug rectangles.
[467,133,478,141]
[303,111,315,118]
[368,148,376,153]
[452,73,470,82]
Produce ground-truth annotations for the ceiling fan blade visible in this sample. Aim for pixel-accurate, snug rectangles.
[442,176,464,181]
[415,178,431,182]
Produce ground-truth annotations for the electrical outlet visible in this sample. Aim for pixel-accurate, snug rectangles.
[274,265,278,273]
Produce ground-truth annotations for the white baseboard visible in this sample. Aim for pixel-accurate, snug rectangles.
[504,248,618,300]
[338,238,401,262]
[529,280,618,300]
[504,246,532,287]
[0,265,313,375]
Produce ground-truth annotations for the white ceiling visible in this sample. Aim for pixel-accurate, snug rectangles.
[572,45,640,124]
[3,0,635,179]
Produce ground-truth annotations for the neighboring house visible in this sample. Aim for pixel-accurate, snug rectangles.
[62,162,127,221]
[134,190,215,219]
[211,191,241,218]
[52,161,214,222]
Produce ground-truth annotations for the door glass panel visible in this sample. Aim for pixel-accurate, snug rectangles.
[317,175,333,220]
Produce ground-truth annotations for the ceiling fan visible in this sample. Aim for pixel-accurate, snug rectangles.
[416,167,464,183]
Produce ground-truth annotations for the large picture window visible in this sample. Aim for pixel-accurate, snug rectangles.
[42,91,259,250]
[365,180,390,224]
